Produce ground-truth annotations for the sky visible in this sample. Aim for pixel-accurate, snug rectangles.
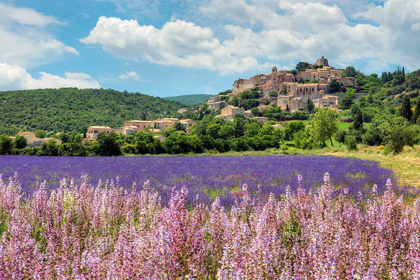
[0,0,419,97]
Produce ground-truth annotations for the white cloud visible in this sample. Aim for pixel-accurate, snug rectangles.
[0,3,63,26]
[0,3,78,68]
[119,71,143,81]
[82,0,420,74]
[0,63,101,90]
[80,17,262,74]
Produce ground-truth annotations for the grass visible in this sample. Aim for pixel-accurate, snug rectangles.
[197,145,420,188]
[323,145,420,188]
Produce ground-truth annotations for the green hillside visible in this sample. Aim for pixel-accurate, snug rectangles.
[0,88,185,134]
[165,94,214,105]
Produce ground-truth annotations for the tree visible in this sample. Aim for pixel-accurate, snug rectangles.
[251,107,260,117]
[311,108,338,147]
[352,107,364,132]
[306,98,315,113]
[334,130,347,145]
[35,130,46,138]
[135,131,157,154]
[268,90,278,98]
[95,132,122,156]
[296,62,311,72]
[400,96,412,121]
[245,123,260,137]
[38,140,59,156]
[218,123,235,139]
[234,118,246,138]
[174,122,187,132]
[406,70,420,91]
[284,121,305,141]
[345,135,358,151]
[328,79,342,93]
[344,66,357,77]
[363,122,384,146]
[281,85,288,95]
[338,93,354,110]
[381,116,417,154]
[206,124,221,139]
[0,135,13,155]
[14,135,27,149]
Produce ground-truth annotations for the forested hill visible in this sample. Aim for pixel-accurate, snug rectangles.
[165,94,215,105]
[0,88,186,134]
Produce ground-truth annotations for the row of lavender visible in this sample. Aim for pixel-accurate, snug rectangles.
[0,174,419,279]
[0,155,416,206]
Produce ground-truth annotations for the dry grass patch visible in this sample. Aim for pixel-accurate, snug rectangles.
[324,145,420,188]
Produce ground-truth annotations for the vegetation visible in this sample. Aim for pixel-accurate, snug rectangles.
[0,88,186,134]
[165,94,215,106]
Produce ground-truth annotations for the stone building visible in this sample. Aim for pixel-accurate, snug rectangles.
[180,119,195,127]
[313,95,339,108]
[315,56,329,67]
[208,101,226,111]
[124,120,153,130]
[295,83,328,96]
[289,97,306,112]
[86,126,113,141]
[232,66,294,95]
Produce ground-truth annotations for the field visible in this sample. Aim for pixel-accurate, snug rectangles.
[0,155,405,206]
[324,145,420,188]
[1,155,419,278]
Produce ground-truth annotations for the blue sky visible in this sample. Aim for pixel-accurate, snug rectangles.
[0,0,419,97]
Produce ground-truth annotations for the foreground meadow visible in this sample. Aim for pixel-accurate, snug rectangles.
[0,173,419,279]
[1,155,419,279]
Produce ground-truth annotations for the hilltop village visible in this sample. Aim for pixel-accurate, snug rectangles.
[207,56,354,121]
[9,56,356,146]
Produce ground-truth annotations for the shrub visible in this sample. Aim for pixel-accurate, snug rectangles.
[345,135,358,151]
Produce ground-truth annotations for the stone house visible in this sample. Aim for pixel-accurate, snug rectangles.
[313,95,339,108]
[180,119,195,127]
[295,83,328,96]
[86,126,113,141]
[220,105,245,117]
[124,120,153,130]
[289,97,306,112]
[117,126,140,136]
[208,101,226,111]
[153,119,176,130]
[277,95,293,111]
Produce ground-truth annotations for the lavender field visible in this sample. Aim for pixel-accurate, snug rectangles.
[0,173,419,278]
[0,155,411,206]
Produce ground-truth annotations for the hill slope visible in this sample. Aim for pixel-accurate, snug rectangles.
[165,94,214,105]
[0,88,185,134]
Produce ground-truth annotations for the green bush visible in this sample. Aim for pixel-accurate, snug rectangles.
[345,135,358,151]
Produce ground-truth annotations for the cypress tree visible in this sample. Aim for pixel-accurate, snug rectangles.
[306,98,315,113]
[402,67,406,82]
[353,108,364,131]
[400,96,413,121]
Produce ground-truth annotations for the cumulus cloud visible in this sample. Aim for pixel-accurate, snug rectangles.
[0,63,101,90]
[81,17,263,74]
[82,0,420,74]
[119,71,143,81]
[0,3,78,68]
